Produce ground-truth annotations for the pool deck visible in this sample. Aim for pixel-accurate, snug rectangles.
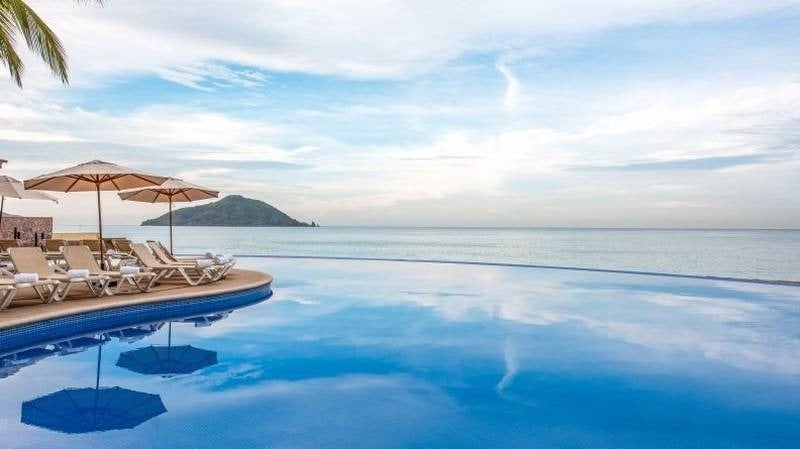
[0,269,272,330]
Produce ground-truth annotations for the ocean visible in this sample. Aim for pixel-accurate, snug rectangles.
[54,225,800,282]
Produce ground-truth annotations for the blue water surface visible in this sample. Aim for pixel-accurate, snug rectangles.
[1,257,798,448]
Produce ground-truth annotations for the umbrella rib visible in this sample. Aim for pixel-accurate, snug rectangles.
[24,177,48,190]
[64,177,82,193]
[129,173,163,186]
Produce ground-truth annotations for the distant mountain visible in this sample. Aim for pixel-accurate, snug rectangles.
[141,195,317,227]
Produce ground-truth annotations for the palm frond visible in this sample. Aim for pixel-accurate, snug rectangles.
[0,6,24,87]
[3,0,68,85]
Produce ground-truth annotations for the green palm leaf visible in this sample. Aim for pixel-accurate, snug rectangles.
[0,0,103,88]
[0,4,24,86]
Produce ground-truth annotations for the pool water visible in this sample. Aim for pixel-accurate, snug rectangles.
[1,258,799,448]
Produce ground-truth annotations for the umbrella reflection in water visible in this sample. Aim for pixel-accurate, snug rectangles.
[116,322,217,377]
[20,343,167,434]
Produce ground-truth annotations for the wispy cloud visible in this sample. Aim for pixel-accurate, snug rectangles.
[570,152,798,171]
[495,61,521,115]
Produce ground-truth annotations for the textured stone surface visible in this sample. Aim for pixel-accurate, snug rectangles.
[0,216,53,245]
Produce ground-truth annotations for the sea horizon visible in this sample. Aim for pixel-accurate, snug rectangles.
[55,224,800,231]
[50,225,800,282]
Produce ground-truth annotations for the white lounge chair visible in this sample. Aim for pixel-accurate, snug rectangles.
[62,245,157,294]
[0,275,61,310]
[131,244,217,286]
[8,247,110,300]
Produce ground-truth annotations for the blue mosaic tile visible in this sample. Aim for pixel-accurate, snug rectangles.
[0,284,272,354]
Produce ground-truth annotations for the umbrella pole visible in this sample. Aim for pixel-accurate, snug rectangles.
[169,196,173,254]
[96,344,102,390]
[0,195,4,231]
[96,184,105,268]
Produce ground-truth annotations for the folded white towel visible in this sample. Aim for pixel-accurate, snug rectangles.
[68,269,90,279]
[216,256,229,263]
[120,266,140,275]
[14,273,39,283]
[196,259,214,268]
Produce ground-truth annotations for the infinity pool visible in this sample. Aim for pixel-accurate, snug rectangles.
[1,258,798,448]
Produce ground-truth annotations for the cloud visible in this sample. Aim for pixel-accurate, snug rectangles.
[495,61,521,114]
[571,152,798,171]
[4,79,800,226]
[16,0,800,88]
[155,63,269,91]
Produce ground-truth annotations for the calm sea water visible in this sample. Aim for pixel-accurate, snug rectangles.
[55,226,800,281]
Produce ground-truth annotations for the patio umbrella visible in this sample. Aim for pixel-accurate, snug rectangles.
[0,175,58,229]
[23,160,168,264]
[20,345,167,434]
[116,323,218,377]
[118,178,218,254]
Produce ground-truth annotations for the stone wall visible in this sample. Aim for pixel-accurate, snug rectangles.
[0,216,53,246]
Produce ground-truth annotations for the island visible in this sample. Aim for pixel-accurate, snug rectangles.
[141,195,318,227]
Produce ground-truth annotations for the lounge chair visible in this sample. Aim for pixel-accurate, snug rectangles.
[0,275,61,310]
[112,239,134,255]
[42,239,65,253]
[8,247,110,299]
[103,238,139,269]
[0,239,23,252]
[62,246,157,294]
[146,240,233,280]
[131,243,217,286]
[81,239,102,253]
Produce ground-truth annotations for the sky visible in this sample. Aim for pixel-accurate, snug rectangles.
[1,0,799,227]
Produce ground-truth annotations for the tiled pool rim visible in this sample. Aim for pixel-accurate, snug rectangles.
[0,282,272,354]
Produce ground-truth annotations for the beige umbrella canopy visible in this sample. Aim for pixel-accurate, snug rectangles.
[119,178,219,253]
[0,176,58,229]
[24,160,168,263]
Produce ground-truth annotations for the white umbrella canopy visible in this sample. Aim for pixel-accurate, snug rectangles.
[119,178,219,254]
[0,175,58,229]
[23,160,168,192]
[24,160,169,263]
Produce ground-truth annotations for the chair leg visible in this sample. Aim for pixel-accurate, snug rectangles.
[32,284,52,303]
[177,268,202,286]
[137,274,157,292]
[148,273,159,289]
[0,288,16,310]
[57,282,73,300]
[97,278,113,297]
